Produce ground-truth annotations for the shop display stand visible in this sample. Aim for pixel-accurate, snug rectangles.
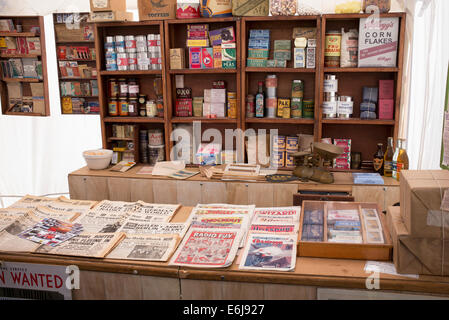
[53,13,99,114]
[0,15,49,116]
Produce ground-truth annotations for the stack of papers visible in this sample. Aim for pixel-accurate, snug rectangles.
[352,173,385,185]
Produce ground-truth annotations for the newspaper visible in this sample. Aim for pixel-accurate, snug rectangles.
[239,234,297,272]
[252,207,301,224]
[91,200,139,215]
[35,233,125,258]
[8,195,58,209]
[0,212,42,252]
[0,214,21,232]
[41,202,90,216]
[57,196,97,209]
[169,228,242,268]
[18,218,83,247]
[118,221,189,238]
[106,235,179,262]
[73,210,127,234]
[32,206,81,223]
[0,207,32,218]
[130,201,180,222]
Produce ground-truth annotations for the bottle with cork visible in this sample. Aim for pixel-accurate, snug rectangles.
[383,137,394,177]
[396,138,409,181]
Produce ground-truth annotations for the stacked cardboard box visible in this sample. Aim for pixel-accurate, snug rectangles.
[89,0,132,22]
[387,170,449,276]
[247,30,270,68]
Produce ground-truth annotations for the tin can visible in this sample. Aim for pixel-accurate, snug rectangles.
[136,35,147,52]
[271,151,286,168]
[266,97,277,118]
[128,53,137,71]
[125,35,137,53]
[115,35,125,53]
[303,100,314,119]
[118,97,128,116]
[286,136,299,152]
[324,74,338,93]
[291,97,303,118]
[337,96,353,118]
[273,135,286,152]
[146,100,157,117]
[105,52,117,71]
[137,52,149,70]
[227,92,237,119]
[283,104,291,119]
[117,53,128,71]
[105,36,115,52]
[291,80,304,98]
[246,95,255,118]
[148,129,164,146]
[325,31,342,68]
[277,98,290,118]
[323,96,338,118]
[285,152,295,167]
[265,75,277,98]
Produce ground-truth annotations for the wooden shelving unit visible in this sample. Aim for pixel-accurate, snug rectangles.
[53,12,99,115]
[0,15,49,116]
[95,20,167,163]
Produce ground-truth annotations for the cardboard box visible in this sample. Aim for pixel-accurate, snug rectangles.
[379,80,395,99]
[232,0,269,16]
[213,46,222,68]
[378,99,394,120]
[400,170,449,239]
[90,0,126,12]
[170,48,185,70]
[201,47,213,68]
[138,0,176,21]
[189,47,202,69]
[387,206,449,276]
[89,11,133,22]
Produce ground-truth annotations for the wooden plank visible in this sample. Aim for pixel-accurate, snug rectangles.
[384,186,400,209]
[273,184,298,206]
[140,275,180,300]
[226,183,249,205]
[68,175,87,200]
[130,179,154,202]
[180,279,223,300]
[201,182,227,204]
[222,281,264,300]
[248,183,274,207]
[103,273,143,300]
[108,177,131,201]
[352,186,385,211]
[153,180,178,204]
[177,181,202,206]
[263,284,317,300]
[84,176,109,201]
[72,270,106,300]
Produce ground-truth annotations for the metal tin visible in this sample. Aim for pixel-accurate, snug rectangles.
[291,97,303,118]
[148,145,165,166]
[324,31,342,68]
[265,75,277,98]
[323,96,337,118]
[273,135,286,152]
[137,52,149,71]
[271,151,286,168]
[277,98,290,118]
[285,152,295,167]
[136,35,147,52]
[266,97,277,118]
[148,129,164,146]
[117,53,128,71]
[105,52,117,71]
[337,95,354,118]
[115,35,125,53]
[246,94,255,118]
[324,74,338,93]
[105,36,115,52]
[291,80,304,98]
[286,136,299,151]
[303,100,314,119]
[128,53,137,71]
[125,35,137,53]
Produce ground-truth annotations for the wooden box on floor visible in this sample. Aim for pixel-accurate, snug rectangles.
[298,201,392,260]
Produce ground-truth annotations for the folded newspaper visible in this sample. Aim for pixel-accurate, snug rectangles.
[239,234,297,272]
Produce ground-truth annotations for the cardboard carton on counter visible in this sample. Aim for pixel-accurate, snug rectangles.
[400,170,449,239]
[387,206,449,276]
[138,0,177,20]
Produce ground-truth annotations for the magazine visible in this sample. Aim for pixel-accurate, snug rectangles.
[35,232,125,258]
[106,235,179,262]
[118,221,189,238]
[169,228,242,268]
[249,223,299,235]
[192,204,255,217]
[252,207,301,224]
[18,218,83,247]
[239,234,297,272]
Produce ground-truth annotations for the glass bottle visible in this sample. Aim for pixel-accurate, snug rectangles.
[396,139,409,181]
[392,139,401,180]
[373,143,384,175]
[255,81,265,118]
[383,137,394,177]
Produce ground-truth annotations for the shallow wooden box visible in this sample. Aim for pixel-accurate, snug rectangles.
[298,201,392,261]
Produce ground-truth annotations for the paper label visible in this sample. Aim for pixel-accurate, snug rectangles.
[323,101,337,114]
[337,101,354,114]
[364,261,419,279]
[324,79,338,92]
[93,0,108,9]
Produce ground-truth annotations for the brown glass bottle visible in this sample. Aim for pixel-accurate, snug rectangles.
[383,137,394,177]
[373,143,384,175]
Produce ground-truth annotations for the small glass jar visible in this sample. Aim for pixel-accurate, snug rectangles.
[128,98,138,117]
[108,98,118,116]
[146,99,157,117]
[128,78,139,98]
[118,97,128,116]
[108,78,119,98]
[118,78,128,98]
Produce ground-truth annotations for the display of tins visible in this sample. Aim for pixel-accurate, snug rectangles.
[291,80,304,98]
[146,99,157,117]
[337,96,354,118]
[118,97,129,116]
[246,94,255,118]
[148,129,164,146]
[128,98,138,117]
[266,97,277,118]
[303,100,314,119]
[108,78,119,98]
[108,98,118,116]
[115,35,125,53]
[324,30,342,68]
[291,97,303,118]
[125,35,137,53]
[265,75,277,98]
[128,78,139,98]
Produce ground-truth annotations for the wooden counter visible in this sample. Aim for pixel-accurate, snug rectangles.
[1,206,448,300]
[68,166,400,211]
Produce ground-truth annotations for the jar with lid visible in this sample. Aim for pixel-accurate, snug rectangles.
[246,94,255,118]
[128,78,140,98]
[118,97,129,116]
[146,99,157,117]
[118,78,128,98]
[156,96,164,118]
[108,97,118,116]
[108,78,119,98]
[128,98,138,117]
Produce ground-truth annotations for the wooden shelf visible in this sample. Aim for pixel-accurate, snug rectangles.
[100,70,162,76]
[171,117,238,124]
[245,67,316,73]
[2,78,41,83]
[108,137,135,141]
[61,95,99,98]
[165,17,237,24]
[169,69,237,74]
[5,111,44,116]
[324,67,399,73]
[56,40,95,44]
[60,77,97,80]
[59,59,96,62]
[322,119,396,125]
[0,53,41,58]
[246,118,314,124]
[104,117,165,123]
[0,32,36,37]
